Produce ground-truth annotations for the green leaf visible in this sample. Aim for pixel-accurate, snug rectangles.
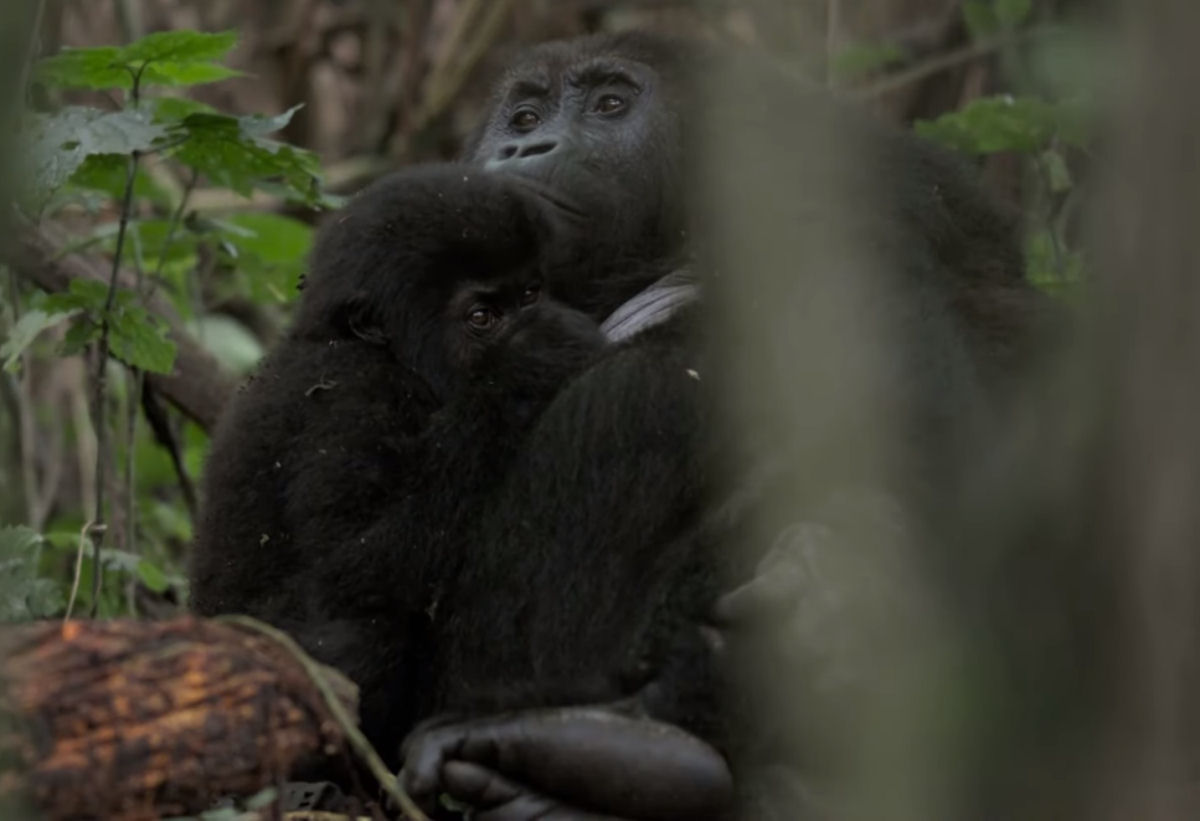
[994,0,1033,28]
[35,46,129,90]
[238,107,303,139]
[1026,229,1084,296]
[136,558,170,593]
[139,62,243,88]
[36,280,176,372]
[108,298,178,374]
[0,526,41,566]
[1038,149,1072,194]
[831,43,907,81]
[120,30,237,64]
[915,96,1058,155]
[36,31,239,91]
[26,107,166,197]
[962,0,998,39]
[61,315,101,355]
[167,106,325,206]
[149,96,218,123]
[68,153,171,206]
[191,314,264,374]
[42,277,110,313]
[0,526,64,622]
[1,308,80,372]
[218,211,314,302]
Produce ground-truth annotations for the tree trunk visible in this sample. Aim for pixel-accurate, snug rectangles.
[0,617,358,820]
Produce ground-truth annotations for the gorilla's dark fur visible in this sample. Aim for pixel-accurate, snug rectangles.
[190,165,602,761]
[191,30,1045,820]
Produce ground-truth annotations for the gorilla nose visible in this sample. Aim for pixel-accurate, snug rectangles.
[488,141,559,169]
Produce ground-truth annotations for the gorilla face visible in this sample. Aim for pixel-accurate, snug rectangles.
[466,34,694,316]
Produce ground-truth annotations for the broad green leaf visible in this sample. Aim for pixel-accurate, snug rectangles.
[150,96,218,123]
[219,211,314,302]
[191,314,264,374]
[183,421,210,480]
[26,107,166,196]
[0,526,64,622]
[1,308,79,372]
[120,30,237,64]
[1026,229,1084,296]
[995,0,1033,28]
[68,153,170,206]
[136,558,170,593]
[831,43,907,81]
[912,96,1056,156]
[1038,149,1072,194]
[37,281,176,372]
[962,0,998,39]
[125,219,199,266]
[41,278,110,313]
[35,46,129,90]
[238,106,304,139]
[60,315,101,355]
[147,499,194,543]
[140,61,243,88]
[108,300,178,374]
[0,526,41,566]
[167,107,324,206]
[36,31,239,91]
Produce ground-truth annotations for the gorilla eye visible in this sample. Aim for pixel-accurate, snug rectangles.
[467,307,500,330]
[510,108,541,132]
[594,94,627,115]
[519,283,541,306]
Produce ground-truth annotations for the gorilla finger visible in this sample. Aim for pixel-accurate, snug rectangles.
[443,762,634,821]
[463,708,733,819]
[399,724,475,800]
[710,560,804,627]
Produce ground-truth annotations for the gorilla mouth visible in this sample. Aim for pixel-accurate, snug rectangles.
[499,173,589,222]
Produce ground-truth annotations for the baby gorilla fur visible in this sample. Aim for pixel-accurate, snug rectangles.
[189,164,604,765]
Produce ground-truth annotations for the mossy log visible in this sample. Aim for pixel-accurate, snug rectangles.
[0,616,359,820]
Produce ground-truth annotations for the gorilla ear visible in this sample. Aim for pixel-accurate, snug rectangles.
[296,288,388,346]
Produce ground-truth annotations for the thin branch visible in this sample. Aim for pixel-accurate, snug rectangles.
[217,615,431,821]
[853,36,1011,101]
[14,0,47,104]
[64,520,101,622]
[123,367,144,615]
[391,0,515,158]
[6,220,236,431]
[85,148,141,617]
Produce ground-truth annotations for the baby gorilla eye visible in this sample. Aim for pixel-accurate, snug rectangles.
[510,108,541,131]
[519,283,541,307]
[594,94,627,115]
[467,307,500,330]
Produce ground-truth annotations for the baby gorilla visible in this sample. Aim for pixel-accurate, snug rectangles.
[189,165,604,764]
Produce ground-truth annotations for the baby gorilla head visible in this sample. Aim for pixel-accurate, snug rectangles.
[295,164,602,400]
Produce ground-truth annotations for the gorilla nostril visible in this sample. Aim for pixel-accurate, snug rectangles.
[517,141,557,159]
[499,145,518,160]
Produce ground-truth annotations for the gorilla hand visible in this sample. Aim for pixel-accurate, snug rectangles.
[400,707,733,821]
[709,489,917,693]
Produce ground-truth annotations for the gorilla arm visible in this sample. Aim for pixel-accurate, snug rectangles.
[397,312,734,819]
[402,708,732,821]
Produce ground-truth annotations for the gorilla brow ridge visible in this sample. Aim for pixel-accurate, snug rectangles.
[567,60,643,91]
[505,79,551,103]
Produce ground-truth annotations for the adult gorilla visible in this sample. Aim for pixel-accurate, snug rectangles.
[396,31,1044,821]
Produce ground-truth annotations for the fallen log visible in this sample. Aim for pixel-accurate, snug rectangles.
[0,617,361,820]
